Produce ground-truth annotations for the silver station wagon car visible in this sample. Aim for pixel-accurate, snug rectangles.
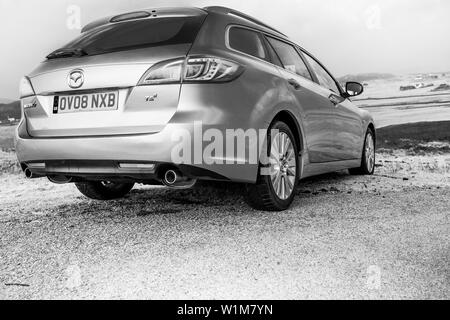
[16,6,375,211]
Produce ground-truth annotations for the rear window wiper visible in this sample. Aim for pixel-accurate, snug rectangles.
[46,48,88,60]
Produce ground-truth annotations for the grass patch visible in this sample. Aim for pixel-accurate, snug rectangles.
[377,121,450,154]
[0,125,16,152]
[0,126,19,174]
[0,151,20,174]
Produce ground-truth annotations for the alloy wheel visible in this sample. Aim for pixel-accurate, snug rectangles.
[269,132,297,200]
[365,132,375,172]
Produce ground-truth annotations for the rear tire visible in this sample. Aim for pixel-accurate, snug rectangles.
[349,128,376,175]
[75,181,135,200]
[246,121,299,211]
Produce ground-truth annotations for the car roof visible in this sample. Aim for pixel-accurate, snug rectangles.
[203,6,288,39]
[81,6,289,41]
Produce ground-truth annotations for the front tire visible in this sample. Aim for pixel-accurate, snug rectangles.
[246,121,299,211]
[75,181,135,200]
[349,128,376,175]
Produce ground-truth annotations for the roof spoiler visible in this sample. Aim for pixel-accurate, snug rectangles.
[81,7,206,33]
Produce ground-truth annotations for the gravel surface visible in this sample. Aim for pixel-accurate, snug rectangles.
[0,153,449,300]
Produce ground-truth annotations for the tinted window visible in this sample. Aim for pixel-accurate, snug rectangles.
[229,27,268,61]
[267,37,312,80]
[263,37,283,67]
[303,53,340,93]
[54,17,205,56]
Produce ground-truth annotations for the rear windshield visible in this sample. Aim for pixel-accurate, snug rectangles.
[50,16,205,58]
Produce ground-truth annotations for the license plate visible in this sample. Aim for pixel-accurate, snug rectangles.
[53,92,119,114]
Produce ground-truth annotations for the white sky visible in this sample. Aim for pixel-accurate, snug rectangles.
[1,0,449,99]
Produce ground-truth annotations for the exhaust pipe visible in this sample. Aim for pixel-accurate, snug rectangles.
[164,169,179,186]
[24,168,34,179]
[48,175,73,184]
[23,163,46,179]
[162,168,197,189]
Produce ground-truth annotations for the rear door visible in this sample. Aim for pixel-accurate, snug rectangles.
[266,37,339,163]
[25,14,206,138]
[302,51,363,160]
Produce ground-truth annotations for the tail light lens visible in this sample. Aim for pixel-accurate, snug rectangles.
[138,56,244,86]
[138,58,184,85]
[184,57,244,82]
[19,77,35,98]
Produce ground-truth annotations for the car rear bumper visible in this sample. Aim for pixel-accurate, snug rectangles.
[15,121,258,183]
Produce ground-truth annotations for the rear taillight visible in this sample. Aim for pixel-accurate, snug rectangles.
[138,58,184,85]
[184,56,244,82]
[138,56,244,86]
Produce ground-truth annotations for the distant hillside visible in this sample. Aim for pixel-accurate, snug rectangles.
[0,101,21,121]
[337,73,396,83]
[0,98,14,104]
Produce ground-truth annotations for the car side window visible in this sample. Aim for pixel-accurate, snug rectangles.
[229,27,269,61]
[263,37,283,67]
[266,37,312,81]
[302,52,340,94]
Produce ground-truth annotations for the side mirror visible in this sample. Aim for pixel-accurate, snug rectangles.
[344,82,364,97]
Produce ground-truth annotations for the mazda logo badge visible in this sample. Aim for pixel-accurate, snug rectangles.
[68,69,84,89]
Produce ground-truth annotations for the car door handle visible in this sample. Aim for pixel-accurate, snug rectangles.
[287,79,301,90]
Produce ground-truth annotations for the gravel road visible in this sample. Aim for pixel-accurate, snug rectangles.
[1,153,449,300]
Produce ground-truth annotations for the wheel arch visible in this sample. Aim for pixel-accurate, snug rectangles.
[271,110,304,153]
[367,122,376,144]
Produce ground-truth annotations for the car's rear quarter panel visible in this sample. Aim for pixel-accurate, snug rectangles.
[175,12,307,182]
